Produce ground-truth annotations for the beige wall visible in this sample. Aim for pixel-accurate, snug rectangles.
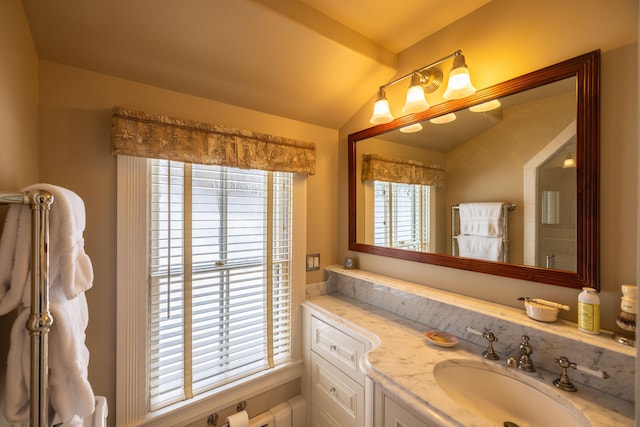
[34,60,338,425]
[340,0,638,330]
[0,0,39,188]
[0,0,39,413]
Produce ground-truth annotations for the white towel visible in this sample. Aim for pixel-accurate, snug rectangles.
[0,205,32,316]
[0,184,95,424]
[4,295,94,424]
[0,184,93,315]
[458,202,504,237]
[456,234,503,261]
[22,184,94,300]
[48,290,95,423]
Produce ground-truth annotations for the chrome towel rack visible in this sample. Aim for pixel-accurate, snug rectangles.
[451,202,515,262]
[1,191,54,427]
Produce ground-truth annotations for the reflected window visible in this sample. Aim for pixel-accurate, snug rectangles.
[373,181,432,251]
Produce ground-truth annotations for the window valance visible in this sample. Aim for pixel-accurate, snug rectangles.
[110,106,316,175]
[362,153,445,186]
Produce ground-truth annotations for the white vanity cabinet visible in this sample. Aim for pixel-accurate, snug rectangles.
[303,306,371,427]
[381,394,434,427]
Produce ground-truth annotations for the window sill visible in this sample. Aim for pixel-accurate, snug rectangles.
[132,360,303,427]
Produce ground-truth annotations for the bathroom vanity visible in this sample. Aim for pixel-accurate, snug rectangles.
[302,266,635,426]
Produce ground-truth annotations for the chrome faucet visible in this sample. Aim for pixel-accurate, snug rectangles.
[506,335,535,372]
[553,356,578,391]
[466,326,499,360]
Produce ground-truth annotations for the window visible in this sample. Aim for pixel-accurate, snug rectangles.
[373,181,432,251]
[116,156,305,426]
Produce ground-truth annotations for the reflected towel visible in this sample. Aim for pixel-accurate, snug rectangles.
[456,234,503,262]
[458,202,504,237]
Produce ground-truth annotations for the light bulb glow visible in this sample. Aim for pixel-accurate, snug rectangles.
[443,54,476,100]
[469,99,502,112]
[399,123,423,133]
[370,89,394,124]
[402,74,430,114]
[449,68,471,89]
[430,113,457,124]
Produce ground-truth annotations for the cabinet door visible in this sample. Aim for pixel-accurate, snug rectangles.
[311,352,365,427]
[384,396,433,427]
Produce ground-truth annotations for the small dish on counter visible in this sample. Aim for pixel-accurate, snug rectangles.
[524,300,559,322]
[424,330,459,348]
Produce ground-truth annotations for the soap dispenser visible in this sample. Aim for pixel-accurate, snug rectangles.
[578,287,600,335]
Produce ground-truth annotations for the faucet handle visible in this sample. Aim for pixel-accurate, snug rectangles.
[466,326,499,360]
[553,356,578,391]
[553,356,611,392]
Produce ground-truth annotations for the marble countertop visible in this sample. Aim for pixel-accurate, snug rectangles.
[303,293,635,427]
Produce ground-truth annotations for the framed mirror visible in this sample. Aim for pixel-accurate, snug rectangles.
[348,50,599,290]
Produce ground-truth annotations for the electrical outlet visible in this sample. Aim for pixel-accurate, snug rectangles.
[306,254,320,271]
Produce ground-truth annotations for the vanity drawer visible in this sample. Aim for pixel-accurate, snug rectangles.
[310,315,367,382]
[311,352,365,427]
[384,396,434,427]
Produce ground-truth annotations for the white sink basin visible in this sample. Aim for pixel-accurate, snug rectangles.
[433,359,591,427]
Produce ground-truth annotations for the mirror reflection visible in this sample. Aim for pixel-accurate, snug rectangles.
[349,50,600,290]
[355,77,577,271]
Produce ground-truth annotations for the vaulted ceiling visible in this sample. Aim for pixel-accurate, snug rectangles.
[21,0,491,128]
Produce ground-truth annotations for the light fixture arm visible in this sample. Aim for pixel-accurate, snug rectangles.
[369,49,473,125]
[377,50,462,91]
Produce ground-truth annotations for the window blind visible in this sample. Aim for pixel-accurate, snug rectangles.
[373,181,431,251]
[148,159,292,410]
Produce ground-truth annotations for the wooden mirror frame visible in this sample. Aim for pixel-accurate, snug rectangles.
[348,50,600,290]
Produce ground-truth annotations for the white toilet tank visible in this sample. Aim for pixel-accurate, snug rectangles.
[82,396,108,427]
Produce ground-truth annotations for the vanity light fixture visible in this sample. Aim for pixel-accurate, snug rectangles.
[442,53,477,99]
[370,88,394,125]
[563,153,576,168]
[370,50,476,125]
[402,72,433,114]
[430,113,457,124]
[399,123,424,133]
[469,99,502,112]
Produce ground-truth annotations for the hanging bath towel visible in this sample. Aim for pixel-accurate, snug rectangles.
[0,184,95,424]
[458,202,504,237]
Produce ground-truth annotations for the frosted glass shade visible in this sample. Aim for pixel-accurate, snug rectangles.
[443,67,476,99]
[370,89,394,124]
[402,85,430,114]
[443,54,476,100]
[430,113,457,124]
[399,123,423,133]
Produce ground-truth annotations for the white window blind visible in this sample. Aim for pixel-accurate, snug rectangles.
[148,159,293,411]
[373,181,431,251]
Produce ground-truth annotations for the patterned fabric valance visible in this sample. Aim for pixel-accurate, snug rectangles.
[110,106,316,175]
[362,153,445,186]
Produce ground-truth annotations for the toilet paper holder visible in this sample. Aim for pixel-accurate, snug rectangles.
[207,401,247,427]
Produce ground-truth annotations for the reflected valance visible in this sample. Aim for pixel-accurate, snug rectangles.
[362,153,445,186]
[110,106,316,175]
